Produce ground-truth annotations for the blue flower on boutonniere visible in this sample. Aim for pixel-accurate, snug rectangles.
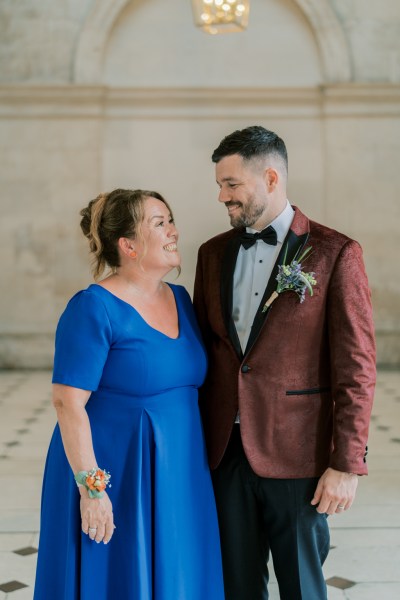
[262,245,316,312]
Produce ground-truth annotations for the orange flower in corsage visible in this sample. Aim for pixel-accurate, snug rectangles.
[74,468,111,498]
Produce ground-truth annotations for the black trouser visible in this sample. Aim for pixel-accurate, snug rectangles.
[212,425,329,600]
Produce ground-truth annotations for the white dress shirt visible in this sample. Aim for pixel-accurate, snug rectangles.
[233,200,295,354]
[232,201,294,423]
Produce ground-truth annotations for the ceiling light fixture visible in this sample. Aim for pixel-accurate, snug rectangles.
[192,0,250,34]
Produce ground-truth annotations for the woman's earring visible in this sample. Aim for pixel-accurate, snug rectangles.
[130,250,137,259]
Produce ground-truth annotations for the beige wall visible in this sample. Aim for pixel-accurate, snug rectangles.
[0,0,399,367]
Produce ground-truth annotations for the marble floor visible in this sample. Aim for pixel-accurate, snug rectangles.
[0,370,399,599]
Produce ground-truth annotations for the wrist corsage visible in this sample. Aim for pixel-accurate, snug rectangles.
[74,468,111,499]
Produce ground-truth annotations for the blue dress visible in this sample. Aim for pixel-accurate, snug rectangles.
[34,283,225,600]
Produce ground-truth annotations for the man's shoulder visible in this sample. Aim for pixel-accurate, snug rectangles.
[308,217,357,250]
[198,228,239,252]
[294,207,358,247]
[293,207,363,263]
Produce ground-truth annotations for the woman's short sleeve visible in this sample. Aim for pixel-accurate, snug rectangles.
[52,290,112,391]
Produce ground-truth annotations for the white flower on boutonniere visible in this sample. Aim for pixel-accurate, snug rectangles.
[262,245,316,312]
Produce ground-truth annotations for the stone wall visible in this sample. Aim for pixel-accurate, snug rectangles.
[0,0,399,367]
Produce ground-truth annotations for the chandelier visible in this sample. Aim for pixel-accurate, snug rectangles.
[191,0,250,34]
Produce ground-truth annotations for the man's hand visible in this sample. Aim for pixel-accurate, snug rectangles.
[311,467,358,515]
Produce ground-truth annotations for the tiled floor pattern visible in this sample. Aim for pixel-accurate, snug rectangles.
[0,370,399,599]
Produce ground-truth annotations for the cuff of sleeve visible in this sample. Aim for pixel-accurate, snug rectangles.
[329,458,368,476]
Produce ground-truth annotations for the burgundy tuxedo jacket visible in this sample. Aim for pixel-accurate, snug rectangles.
[193,206,376,478]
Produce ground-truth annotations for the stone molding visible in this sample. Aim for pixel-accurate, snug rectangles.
[1,84,399,119]
[73,0,352,84]
[0,334,54,370]
[73,0,128,84]
[294,0,352,82]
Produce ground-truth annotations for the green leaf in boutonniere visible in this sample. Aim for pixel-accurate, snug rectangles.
[262,245,316,312]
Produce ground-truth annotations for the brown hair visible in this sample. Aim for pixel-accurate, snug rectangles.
[212,125,288,177]
[80,188,172,280]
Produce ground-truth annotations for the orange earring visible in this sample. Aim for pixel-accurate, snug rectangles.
[130,250,137,259]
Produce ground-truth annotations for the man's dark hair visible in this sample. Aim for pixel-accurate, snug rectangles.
[211,125,288,174]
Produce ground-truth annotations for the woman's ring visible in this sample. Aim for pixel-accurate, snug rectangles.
[88,527,97,532]
[338,505,345,509]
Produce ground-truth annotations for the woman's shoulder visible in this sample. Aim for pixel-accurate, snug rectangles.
[61,285,110,318]
[65,284,99,302]
[56,285,112,343]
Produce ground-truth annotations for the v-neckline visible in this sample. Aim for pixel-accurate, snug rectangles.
[90,283,181,340]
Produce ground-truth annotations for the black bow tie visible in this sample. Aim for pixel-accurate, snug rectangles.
[239,226,278,249]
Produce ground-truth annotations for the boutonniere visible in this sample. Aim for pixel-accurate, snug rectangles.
[262,245,316,312]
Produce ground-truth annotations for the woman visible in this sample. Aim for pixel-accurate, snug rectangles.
[34,189,225,599]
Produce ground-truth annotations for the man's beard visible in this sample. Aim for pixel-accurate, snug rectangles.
[227,198,266,228]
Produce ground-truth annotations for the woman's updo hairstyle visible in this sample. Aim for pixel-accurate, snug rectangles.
[80,188,170,280]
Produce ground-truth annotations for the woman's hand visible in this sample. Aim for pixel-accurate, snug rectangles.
[52,385,116,543]
[80,488,115,544]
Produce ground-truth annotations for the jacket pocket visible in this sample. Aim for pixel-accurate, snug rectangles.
[286,386,331,396]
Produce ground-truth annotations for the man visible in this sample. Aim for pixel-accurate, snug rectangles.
[193,126,376,599]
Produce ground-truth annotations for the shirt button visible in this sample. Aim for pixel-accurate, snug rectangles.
[241,364,251,373]
[255,292,259,296]
[259,260,263,263]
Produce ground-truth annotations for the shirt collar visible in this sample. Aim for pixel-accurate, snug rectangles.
[246,200,294,244]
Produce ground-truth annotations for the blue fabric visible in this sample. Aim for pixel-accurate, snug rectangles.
[34,283,225,600]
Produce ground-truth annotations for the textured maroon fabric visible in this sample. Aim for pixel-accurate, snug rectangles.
[193,206,376,478]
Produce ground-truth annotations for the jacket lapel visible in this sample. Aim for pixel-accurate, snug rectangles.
[244,227,308,355]
[219,206,310,360]
[220,231,243,358]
